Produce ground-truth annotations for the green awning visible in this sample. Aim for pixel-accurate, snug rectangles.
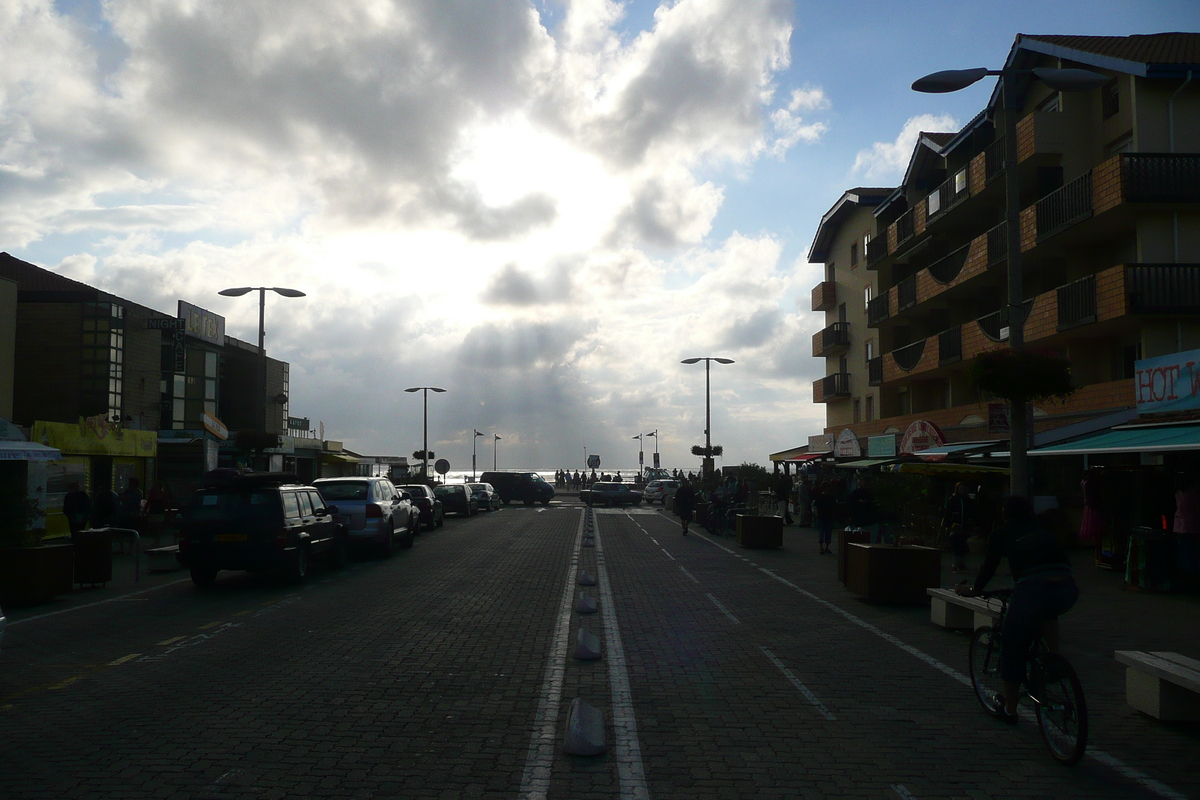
[834,458,898,469]
[1029,424,1200,456]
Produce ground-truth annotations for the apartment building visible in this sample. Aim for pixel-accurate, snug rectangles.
[810,33,1200,459]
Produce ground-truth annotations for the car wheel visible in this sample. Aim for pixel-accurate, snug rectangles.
[436,509,445,528]
[287,547,309,582]
[190,565,217,589]
[379,524,395,558]
[399,528,414,549]
[411,514,422,535]
[540,500,550,506]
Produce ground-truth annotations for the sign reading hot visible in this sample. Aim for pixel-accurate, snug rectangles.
[1135,348,1200,414]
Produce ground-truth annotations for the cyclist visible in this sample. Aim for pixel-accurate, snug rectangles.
[956,495,1078,722]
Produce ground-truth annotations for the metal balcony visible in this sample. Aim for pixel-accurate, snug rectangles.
[1037,172,1093,241]
[938,326,962,365]
[1057,274,1097,331]
[1126,264,1200,313]
[866,234,889,267]
[812,322,850,357]
[867,356,883,386]
[813,372,851,403]
[867,294,890,326]
[892,339,926,372]
[1123,154,1200,203]
[897,275,917,311]
[928,245,970,285]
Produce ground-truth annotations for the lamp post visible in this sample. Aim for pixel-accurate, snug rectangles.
[472,429,484,481]
[646,430,658,471]
[632,433,643,479]
[218,286,305,468]
[680,357,735,480]
[493,434,501,470]
[912,65,1105,497]
[404,386,446,482]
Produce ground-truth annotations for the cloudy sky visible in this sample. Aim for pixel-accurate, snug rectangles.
[4,0,1197,473]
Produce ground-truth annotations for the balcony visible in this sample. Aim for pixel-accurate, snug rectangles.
[986,221,1008,266]
[867,293,890,326]
[984,136,1005,182]
[1122,154,1200,203]
[1036,172,1093,241]
[811,281,837,312]
[1016,111,1066,162]
[1126,264,1200,313]
[928,245,970,285]
[895,209,915,248]
[938,326,962,365]
[812,322,850,358]
[868,356,883,386]
[897,274,917,311]
[866,234,889,267]
[813,372,851,403]
[892,339,927,372]
[925,167,971,224]
[1056,274,1097,331]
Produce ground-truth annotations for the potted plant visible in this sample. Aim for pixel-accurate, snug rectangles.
[730,462,783,549]
[842,472,940,604]
[968,348,1075,404]
[0,476,74,607]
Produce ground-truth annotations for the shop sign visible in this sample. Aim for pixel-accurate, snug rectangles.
[835,429,862,458]
[287,416,310,431]
[808,433,835,453]
[145,317,182,330]
[899,420,945,455]
[988,402,1010,433]
[1135,348,1200,414]
[867,434,896,458]
[0,418,26,442]
[201,412,229,441]
[178,300,225,346]
[33,419,157,457]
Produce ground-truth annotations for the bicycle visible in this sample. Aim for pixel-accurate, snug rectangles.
[702,503,745,536]
[967,588,1088,765]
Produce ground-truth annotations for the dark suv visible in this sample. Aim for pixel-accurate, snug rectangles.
[399,485,444,530]
[178,473,345,587]
[479,471,555,506]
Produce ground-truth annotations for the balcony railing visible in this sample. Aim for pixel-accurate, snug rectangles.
[1036,172,1093,241]
[866,234,888,267]
[987,221,1008,266]
[811,280,837,311]
[895,208,915,248]
[938,326,962,364]
[897,274,917,311]
[985,137,1006,182]
[892,339,926,371]
[1123,154,1200,203]
[868,356,883,386]
[926,167,971,223]
[867,293,890,326]
[928,245,970,285]
[814,372,851,402]
[1057,274,1097,331]
[978,309,1009,342]
[813,322,850,357]
[1127,264,1200,313]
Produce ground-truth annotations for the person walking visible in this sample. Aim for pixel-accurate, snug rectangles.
[796,476,812,527]
[812,484,837,554]
[91,484,118,528]
[674,477,697,536]
[941,482,975,572]
[116,477,144,531]
[63,482,91,534]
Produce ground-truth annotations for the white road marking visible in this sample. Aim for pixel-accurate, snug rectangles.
[760,646,836,721]
[891,786,917,799]
[659,549,675,561]
[518,510,584,800]
[705,593,740,624]
[690,534,1189,800]
[678,566,700,584]
[592,514,651,800]
[7,578,193,626]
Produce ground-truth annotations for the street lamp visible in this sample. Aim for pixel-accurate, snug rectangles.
[472,429,484,481]
[493,434,501,471]
[218,286,306,467]
[681,357,735,480]
[632,433,643,479]
[404,386,446,482]
[913,64,1105,497]
[646,429,658,471]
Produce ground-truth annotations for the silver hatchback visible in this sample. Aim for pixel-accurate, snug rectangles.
[313,477,415,556]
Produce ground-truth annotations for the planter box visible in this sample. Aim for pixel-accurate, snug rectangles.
[72,529,114,585]
[837,528,872,584]
[736,515,783,549]
[846,543,940,605]
[0,543,75,607]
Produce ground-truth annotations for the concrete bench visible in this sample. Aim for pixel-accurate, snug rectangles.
[145,545,183,573]
[926,588,1001,630]
[1114,651,1200,721]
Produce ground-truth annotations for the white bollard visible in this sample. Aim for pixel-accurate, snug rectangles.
[562,698,606,756]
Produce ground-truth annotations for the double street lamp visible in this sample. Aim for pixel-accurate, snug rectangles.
[404,386,445,482]
[681,357,734,479]
[493,434,501,471]
[912,64,1106,497]
[632,433,643,478]
[472,429,484,481]
[218,286,306,465]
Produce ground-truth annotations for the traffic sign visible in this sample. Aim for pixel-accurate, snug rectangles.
[434,458,450,475]
[587,454,600,469]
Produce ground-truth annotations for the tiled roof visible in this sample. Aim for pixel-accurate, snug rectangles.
[1022,33,1200,67]
[921,132,956,148]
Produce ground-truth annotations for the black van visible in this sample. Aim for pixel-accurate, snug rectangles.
[478,471,555,506]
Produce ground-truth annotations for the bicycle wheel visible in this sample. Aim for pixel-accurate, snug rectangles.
[1032,653,1088,765]
[968,626,1007,718]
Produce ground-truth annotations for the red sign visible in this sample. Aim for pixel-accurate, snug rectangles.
[899,420,945,455]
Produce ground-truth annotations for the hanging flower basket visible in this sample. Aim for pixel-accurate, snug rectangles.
[690,445,723,457]
[967,348,1075,403]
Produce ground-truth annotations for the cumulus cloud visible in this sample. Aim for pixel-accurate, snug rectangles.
[851,113,958,181]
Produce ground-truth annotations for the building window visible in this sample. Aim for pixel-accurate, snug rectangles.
[838,303,847,324]
[927,192,941,216]
[826,262,836,282]
[864,284,873,310]
[850,242,859,268]
[1038,92,1061,113]
[865,339,875,363]
[1105,132,1134,156]
[954,168,968,195]
[1102,80,1119,119]
[865,395,874,422]
[853,398,861,423]
[81,302,125,421]
[281,362,290,431]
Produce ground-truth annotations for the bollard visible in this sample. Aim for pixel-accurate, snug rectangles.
[577,569,597,586]
[572,628,602,660]
[576,592,598,614]
[562,698,606,756]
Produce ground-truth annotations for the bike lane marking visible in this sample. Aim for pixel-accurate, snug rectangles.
[681,528,1188,800]
[705,593,740,624]
[760,646,836,721]
[595,512,651,800]
[518,509,584,800]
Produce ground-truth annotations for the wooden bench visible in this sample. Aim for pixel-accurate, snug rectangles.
[926,588,1001,630]
[1114,651,1200,721]
[145,545,183,573]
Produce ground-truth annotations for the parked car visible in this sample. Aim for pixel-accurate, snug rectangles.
[435,484,479,516]
[400,484,444,530]
[313,476,414,556]
[643,479,680,505]
[580,482,643,507]
[468,482,501,511]
[479,471,555,506]
[0,604,5,656]
[178,472,346,587]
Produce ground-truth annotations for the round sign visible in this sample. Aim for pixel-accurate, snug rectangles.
[434,458,450,475]
[899,420,945,455]
[587,454,601,469]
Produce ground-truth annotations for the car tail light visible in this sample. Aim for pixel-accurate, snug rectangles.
[365,503,384,518]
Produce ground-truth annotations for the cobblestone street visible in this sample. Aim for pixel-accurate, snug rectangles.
[2,500,1197,799]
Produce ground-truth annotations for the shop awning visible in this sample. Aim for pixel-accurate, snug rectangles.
[915,441,1002,461]
[783,453,827,462]
[898,462,1010,476]
[1028,424,1200,456]
[0,441,63,461]
[835,458,898,469]
[321,452,361,464]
